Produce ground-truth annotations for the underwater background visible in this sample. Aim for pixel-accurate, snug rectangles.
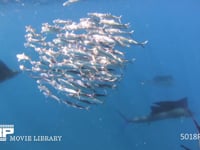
[0,0,200,149]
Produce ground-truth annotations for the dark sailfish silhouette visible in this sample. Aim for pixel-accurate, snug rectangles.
[119,97,192,123]
[141,75,174,87]
[0,60,19,83]
[152,75,173,86]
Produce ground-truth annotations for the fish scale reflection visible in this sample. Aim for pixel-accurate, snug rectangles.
[16,13,148,110]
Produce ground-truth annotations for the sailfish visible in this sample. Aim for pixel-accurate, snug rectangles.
[119,97,192,123]
[0,60,19,83]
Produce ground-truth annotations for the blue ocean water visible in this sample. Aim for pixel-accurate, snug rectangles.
[0,0,200,149]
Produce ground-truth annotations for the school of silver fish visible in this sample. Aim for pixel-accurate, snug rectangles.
[16,12,148,110]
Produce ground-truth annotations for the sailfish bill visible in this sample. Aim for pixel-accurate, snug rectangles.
[119,97,192,123]
[0,60,19,83]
